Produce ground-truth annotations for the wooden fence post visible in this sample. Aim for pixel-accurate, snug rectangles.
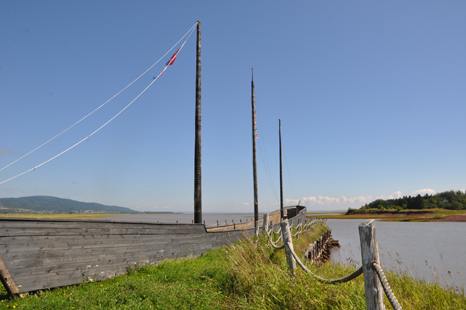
[262,213,269,235]
[280,219,296,275]
[359,219,385,310]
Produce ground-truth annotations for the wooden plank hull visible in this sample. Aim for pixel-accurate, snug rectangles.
[0,206,306,295]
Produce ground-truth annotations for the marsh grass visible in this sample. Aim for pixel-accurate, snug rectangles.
[0,222,464,309]
[226,222,465,309]
[313,209,466,222]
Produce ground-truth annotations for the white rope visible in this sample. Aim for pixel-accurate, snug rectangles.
[271,234,282,245]
[266,230,285,249]
[272,227,282,235]
[0,22,197,174]
[256,109,279,203]
[289,246,364,284]
[0,25,196,186]
[282,148,296,200]
[373,263,403,310]
[292,223,302,237]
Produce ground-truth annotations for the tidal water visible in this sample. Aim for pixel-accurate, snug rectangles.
[327,219,465,290]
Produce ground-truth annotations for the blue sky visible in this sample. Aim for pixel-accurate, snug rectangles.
[1,1,465,213]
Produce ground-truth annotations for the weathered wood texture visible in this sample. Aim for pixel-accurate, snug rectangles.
[281,219,296,275]
[0,206,306,295]
[251,69,259,224]
[279,119,284,219]
[0,254,20,296]
[304,229,337,262]
[206,205,305,232]
[194,19,202,224]
[359,219,385,310]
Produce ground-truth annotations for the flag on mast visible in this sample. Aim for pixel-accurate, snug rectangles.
[166,48,180,66]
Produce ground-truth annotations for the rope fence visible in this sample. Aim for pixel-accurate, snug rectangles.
[266,217,402,310]
[373,262,403,310]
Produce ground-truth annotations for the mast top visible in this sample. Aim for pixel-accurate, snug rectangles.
[252,68,254,82]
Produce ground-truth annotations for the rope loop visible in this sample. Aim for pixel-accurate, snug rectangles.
[266,230,285,249]
[289,247,363,284]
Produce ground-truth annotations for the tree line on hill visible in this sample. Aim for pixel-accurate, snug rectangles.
[0,196,138,214]
[347,190,466,214]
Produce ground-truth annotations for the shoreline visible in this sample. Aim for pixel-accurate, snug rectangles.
[438,215,466,222]
[308,210,466,222]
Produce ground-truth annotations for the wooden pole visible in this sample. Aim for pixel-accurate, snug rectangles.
[262,213,269,235]
[194,21,202,224]
[359,219,385,310]
[279,119,284,220]
[252,69,259,229]
[281,219,296,274]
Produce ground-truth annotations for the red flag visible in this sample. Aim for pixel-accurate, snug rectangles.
[166,49,180,66]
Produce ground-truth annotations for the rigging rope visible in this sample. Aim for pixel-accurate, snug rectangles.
[283,148,297,201]
[255,110,280,203]
[0,24,197,186]
[0,22,197,174]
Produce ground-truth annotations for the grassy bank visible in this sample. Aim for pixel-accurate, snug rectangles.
[0,222,464,309]
[309,209,466,222]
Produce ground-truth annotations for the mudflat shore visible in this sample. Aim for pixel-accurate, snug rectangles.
[438,215,466,222]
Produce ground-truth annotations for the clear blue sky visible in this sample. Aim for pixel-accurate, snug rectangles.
[1,1,465,213]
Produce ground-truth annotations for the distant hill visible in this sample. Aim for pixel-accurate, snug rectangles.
[0,196,138,214]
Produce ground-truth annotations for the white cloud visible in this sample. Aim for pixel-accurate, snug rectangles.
[387,191,403,199]
[411,189,436,196]
[245,188,446,213]
[234,202,250,211]
[281,189,436,211]
[293,195,374,210]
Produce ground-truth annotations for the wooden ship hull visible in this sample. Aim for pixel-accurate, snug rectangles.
[0,206,306,296]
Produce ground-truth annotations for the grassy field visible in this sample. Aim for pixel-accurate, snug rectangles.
[308,209,466,222]
[0,222,464,309]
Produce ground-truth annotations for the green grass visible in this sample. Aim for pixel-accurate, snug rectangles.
[0,249,238,309]
[1,222,464,309]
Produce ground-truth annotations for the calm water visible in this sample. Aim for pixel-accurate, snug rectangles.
[328,219,465,290]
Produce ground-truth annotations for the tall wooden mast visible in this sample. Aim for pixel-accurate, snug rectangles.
[251,69,259,226]
[279,119,284,220]
[194,21,202,224]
